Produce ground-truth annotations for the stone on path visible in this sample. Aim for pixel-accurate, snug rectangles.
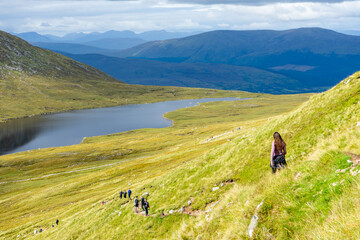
[248,200,264,238]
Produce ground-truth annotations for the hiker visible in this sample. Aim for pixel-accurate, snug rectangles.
[270,132,287,173]
[56,219,59,225]
[123,191,127,198]
[134,196,139,213]
[128,189,132,199]
[144,199,150,216]
[140,196,145,211]
[119,190,123,199]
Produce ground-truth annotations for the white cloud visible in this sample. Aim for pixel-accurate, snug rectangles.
[0,0,359,35]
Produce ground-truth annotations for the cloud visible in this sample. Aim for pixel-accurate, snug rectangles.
[168,0,357,5]
[0,0,359,35]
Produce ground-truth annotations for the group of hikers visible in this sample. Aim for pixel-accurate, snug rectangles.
[119,189,132,199]
[114,132,286,220]
[119,189,150,216]
[34,219,59,235]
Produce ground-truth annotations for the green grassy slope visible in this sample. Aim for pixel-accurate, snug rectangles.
[0,30,253,122]
[1,30,360,238]
[2,71,360,239]
[0,93,311,239]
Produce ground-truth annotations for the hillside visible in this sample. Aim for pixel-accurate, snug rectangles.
[118,28,360,88]
[63,53,305,94]
[0,30,253,122]
[1,69,360,239]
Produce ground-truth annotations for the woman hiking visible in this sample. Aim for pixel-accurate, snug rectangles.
[270,132,287,173]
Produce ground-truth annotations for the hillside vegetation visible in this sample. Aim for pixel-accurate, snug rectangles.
[1,70,360,239]
[0,30,253,122]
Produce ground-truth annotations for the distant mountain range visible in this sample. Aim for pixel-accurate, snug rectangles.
[15,27,360,93]
[15,30,199,51]
[117,28,360,88]
[62,53,304,93]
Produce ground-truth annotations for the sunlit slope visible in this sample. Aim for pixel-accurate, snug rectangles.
[1,71,360,239]
[0,30,251,122]
[0,94,311,239]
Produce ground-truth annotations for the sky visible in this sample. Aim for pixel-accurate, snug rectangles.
[0,0,359,36]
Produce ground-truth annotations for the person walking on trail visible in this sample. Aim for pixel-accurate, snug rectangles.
[134,196,139,213]
[56,219,59,225]
[140,196,145,211]
[123,191,127,198]
[270,132,287,174]
[128,189,132,199]
[144,199,150,216]
[119,190,124,199]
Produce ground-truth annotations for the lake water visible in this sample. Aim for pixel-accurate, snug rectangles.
[0,98,245,155]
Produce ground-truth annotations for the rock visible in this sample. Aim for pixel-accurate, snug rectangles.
[212,187,219,191]
[220,183,224,187]
[335,168,349,173]
[248,214,259,238]
[248,200,264,238]
[34,230,38,235]
[188,200,192,206]
[179,207,185,212]
[347,159,353,163]
[205,214,210,221]
[118,211,122,216]
[332,182,338,187]
[169,210,174,214]
[142,192,149,197]
[295,172,302,179]
[350,169,360,176]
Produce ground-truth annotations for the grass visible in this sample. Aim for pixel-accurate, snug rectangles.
[1,66,360,239]
[0,92,310,239]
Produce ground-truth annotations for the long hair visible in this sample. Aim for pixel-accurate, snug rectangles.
[273,132,284,151]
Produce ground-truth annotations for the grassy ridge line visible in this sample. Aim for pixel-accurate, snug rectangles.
[0,94,310,239]
[174,71,360,239]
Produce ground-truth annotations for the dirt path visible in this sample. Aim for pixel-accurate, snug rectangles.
[344,152,360,166]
